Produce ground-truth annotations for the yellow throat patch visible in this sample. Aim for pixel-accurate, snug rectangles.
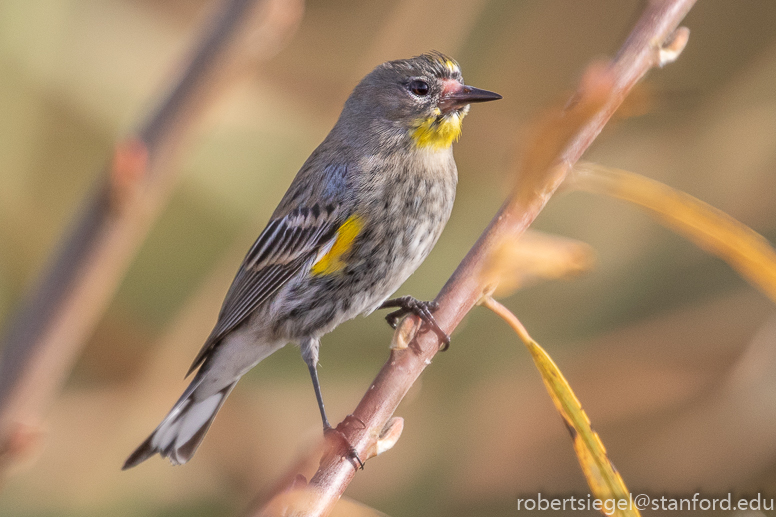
[410,111,463,150]
[311,214,364,276]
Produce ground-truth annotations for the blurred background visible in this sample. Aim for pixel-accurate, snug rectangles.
[1,0,776,515]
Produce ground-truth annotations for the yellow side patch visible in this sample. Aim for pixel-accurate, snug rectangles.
[410,113,463,150]
[311,214,364,275]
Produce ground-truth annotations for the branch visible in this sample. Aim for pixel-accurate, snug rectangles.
[255,0,696,515]
[0,0,303,475]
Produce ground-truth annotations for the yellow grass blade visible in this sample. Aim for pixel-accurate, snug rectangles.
[573,162,776,303]
[483,296,639,517]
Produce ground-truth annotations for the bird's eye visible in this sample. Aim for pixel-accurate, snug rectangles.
[408,79,429,96]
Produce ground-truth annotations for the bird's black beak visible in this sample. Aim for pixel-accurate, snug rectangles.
[439,81,502,113]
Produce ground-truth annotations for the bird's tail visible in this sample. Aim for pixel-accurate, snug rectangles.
[122,379,237,469]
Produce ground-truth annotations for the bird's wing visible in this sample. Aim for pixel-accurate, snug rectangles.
[187,203,345,375]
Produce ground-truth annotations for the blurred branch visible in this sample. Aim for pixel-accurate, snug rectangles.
[0,0,303,477]
[255,0,696,515]
[482,229,596,298]
[572,161,776,304]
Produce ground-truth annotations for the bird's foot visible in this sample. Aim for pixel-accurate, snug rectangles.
[379,295,451,350]
[324,424,364,470]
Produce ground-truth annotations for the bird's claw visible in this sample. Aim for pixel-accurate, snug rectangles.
[324,425,364,470]
[379,296,450,350]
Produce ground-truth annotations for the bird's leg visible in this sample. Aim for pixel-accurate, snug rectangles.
[302,340,363,469]
[378,295,451,350]
[306,361,332,430]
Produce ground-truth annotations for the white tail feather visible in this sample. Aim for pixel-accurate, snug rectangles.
[123,382,236,469]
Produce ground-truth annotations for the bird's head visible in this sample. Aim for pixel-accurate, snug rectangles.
[341,51,502,151]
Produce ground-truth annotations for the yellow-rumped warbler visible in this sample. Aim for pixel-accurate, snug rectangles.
[123,51,500,468]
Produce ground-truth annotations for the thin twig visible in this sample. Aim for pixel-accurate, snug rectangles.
[255,1,696,515]
[0,0,303,476]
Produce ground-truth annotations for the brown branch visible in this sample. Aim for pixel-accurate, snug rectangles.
[255,0,697,515]
[0,0,303,476]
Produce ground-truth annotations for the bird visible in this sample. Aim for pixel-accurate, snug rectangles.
[123,51,501,469]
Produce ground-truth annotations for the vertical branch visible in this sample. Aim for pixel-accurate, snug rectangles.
[255,0,697,515]
[0,0,303,474]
